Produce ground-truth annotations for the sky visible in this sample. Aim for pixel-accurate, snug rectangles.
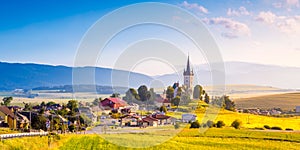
[1,0,300,75]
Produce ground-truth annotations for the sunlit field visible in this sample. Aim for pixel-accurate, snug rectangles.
[1,128,300,150]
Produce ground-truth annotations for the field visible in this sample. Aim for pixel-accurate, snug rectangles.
[1,128,300,150]
[234,92,300,110]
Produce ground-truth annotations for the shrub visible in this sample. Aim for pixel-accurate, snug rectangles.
[206,120,215,128]
[231,119,242,129]
[111,113,121,119]
[216,121,225,128]
[254,127,264,130]
[285,128,293,131]
[271,126,282,130]
[174,122,180,129]
[190,121,200,128]
[68,125,75,132]
[264,125,271,129]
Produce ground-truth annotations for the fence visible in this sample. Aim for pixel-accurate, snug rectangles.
[0,132,48,140]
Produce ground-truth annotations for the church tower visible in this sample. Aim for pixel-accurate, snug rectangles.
[183,55,194,89]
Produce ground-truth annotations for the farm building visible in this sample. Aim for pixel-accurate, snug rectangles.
[100,97,127,110]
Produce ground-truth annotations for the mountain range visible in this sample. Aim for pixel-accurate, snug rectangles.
[0,61,299,91]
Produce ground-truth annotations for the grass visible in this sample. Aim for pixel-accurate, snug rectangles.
[234,92,300,110]
[2,128,300,150]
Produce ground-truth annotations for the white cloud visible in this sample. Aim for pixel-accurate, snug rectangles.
[255,11,300,34]
[277,17,300,34]
[227,6,250,17]
[203,17,251,38]
[255,11,277,24]
[273,0,299,9]
[286,0,300,6]
[180,1,208,14]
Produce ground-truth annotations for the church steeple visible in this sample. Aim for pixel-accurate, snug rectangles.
[183,54,194,89]
[184,54,194,76]
[186,55,191,73]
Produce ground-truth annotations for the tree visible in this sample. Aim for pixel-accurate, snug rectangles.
[138,85,148,101]
[80,113,92,126]
[193,85,203,100]
[124,88,140,102]
[23,102,33,111]
[223,95,235,111]
[216,120,225,128]
[206,120,215,128]
[190,120,200,128]
[204,93,210,104]
[148,88,156,102]
[176,87,182,97]
[159,105,167,113]
[231,119,242,129]
[171,96,181,108]
[166,86,174,99]
[46,101,56,107]
[180,92,191,105]
[67,100,78,112]
[31,114,47,130]
[1,97,13,106]
[110,93,120,98]
[92,98,102,106]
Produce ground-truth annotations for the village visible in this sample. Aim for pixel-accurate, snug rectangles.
[1,56,300,134]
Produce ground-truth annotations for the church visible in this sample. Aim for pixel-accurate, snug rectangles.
[183,55,194,90]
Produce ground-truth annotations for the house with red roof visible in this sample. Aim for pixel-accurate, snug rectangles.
[141,116,158,127]
[100,97,128,110]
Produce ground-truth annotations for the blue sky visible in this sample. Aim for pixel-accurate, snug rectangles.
[1,0,300,75]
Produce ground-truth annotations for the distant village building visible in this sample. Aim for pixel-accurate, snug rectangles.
[296,106,300,113]
[183,55,194,90]
[182,113,197,123]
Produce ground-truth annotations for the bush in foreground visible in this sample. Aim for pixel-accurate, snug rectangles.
[231,119,242,129]
[216,121,225,128]
[264,125,271,129]
[206,120,215,128]
[190,120,200,128]
[271,126,282,130]
[174,122,180,129]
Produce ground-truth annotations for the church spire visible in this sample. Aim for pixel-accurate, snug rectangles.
[183,54,193,76]
[186,54,191,73]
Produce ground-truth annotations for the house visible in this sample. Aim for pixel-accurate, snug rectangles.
[260,111,270,116]
[8,106,22,112]
[162,99,171,108]
[296,106,300,113]
[16,113,30,129]
[119,114,140,126]
[152,114,171,125]
[141,116,158,127]
[182,114,197,123]
[100,97,127,110]
[270,109,281,115]
[0,106,17,129]
[126,103,139,111]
